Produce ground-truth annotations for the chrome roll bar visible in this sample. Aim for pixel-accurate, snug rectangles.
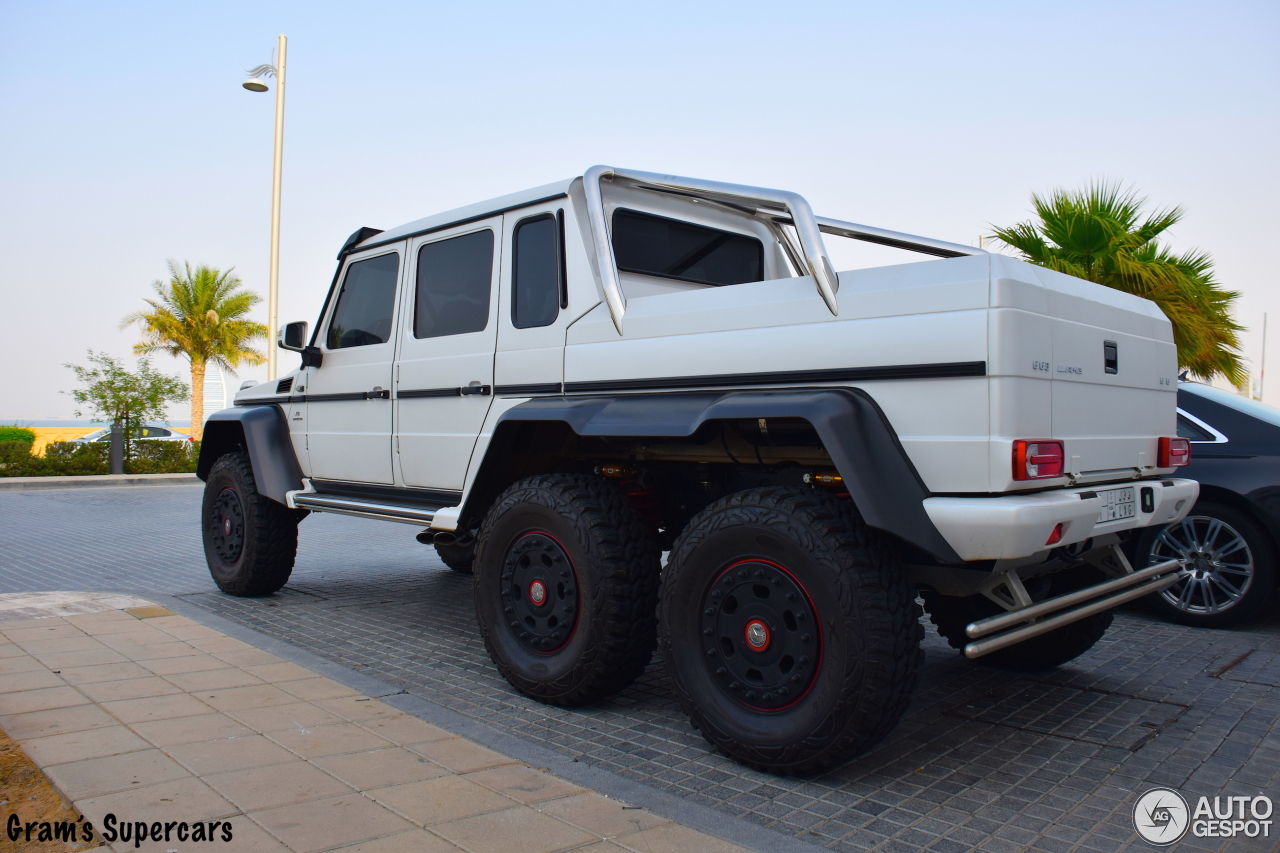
[582,165,988,334]
[584,165,842,333]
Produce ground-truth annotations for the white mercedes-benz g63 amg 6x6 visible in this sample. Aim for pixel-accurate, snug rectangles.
[199,166,1197,774]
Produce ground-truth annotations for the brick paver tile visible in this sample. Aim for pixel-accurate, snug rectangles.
[465,764,583,803]
[325,829,462,852]
[55,660,153,684]
[230,701,346,733]
[167,733,298,774]
[2,623,83,642]
[613,821,755,853]
[100,692,213,723]
[190,635,256,653]
[242,661,317,683]
[357,714,454,747]
[408,737,517,773]
[15,636,108,655]
[0,685,88,715]
[76,675,183,702]
[268,721,394,758]
[250,793,415,853]
[212,648,286,667]
[0,654,45,674]
[139,653,232,676]
[366,775,514,825]
[164,666,266,691]
[130,712,255,746]
[0,703,118,739]
[195,684,299,712]
[19,724,150,765]
[278,676,361,701]
[431,805,596,853]
[74,776,238,827]
[44,748,191,799]
[111,641,203,662]
[540,792,670,837]
[316,695,404,723]
[314,748,450,789]
[32,648,129,668]
[0,668,65,693]
[205,760,354,810]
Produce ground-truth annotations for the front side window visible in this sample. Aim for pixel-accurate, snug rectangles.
[512,214,561,329]
[415,230,494,339]
[612,208,764,286]
[327,253,400,349]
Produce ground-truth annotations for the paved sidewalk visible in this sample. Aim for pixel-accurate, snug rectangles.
[0,603,751,853]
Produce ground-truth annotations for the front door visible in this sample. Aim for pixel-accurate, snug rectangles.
[306,247,402,484]
[395,219,501,490]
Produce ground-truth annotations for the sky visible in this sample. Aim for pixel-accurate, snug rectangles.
[1,0,1277,420]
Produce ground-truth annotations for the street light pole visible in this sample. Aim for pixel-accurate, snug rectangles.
[267,34,286,382]
[243,35,288,381]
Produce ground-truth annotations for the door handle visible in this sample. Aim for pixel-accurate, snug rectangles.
[459,385,492,396]
[367,388,390,399]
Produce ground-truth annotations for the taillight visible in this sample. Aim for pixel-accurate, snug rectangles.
[1159,437,1191,467]
[1013,440,1065,480]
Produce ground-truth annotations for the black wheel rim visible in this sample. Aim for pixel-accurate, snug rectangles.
[701,558,822,712]
[501,530,579,654]
[210,487,245,563]
[1150,515,1254,614]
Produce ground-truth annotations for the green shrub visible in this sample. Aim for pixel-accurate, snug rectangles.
[0,426,36,445]
[0,439,199,477]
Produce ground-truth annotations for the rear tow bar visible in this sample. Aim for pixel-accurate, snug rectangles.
[963,558,1181,659]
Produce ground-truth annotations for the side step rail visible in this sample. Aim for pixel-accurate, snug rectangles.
[292,493,438,527]
[963,559,1181,659]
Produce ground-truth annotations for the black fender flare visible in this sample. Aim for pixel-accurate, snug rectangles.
[197,405,304,505]
[474,388,962,564]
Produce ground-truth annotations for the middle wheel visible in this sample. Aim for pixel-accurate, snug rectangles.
[473,473,661,706]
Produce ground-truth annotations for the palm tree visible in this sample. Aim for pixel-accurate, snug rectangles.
[122,261,267,440]
[991,183,1245,387]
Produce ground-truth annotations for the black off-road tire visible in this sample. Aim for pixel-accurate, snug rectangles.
[921,565,1112,671]
[473,474,661,706]
[660,487,923,776]
[202,452,300,596]
[1134,501,1276,628]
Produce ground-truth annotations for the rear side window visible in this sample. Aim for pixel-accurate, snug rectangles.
[327,253,400,349]
[512,213,561,329]
[611,208,763,286]
[415,230,494,339]
[1177,414,1216,442]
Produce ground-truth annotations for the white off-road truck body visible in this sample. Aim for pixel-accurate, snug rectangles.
[200,167,1196,774]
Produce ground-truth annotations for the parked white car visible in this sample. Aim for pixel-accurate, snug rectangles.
[198,166,1197,774]
[73,425,192,443]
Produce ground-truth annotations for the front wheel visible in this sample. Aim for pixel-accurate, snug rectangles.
[1134,501,1276,628]
[202,452,300,596]
[473,474,661,706]
[660,487,923,775]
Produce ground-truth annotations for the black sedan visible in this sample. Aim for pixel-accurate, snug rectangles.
[1131,382,1280,627]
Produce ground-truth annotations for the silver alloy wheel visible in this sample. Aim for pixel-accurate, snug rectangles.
[1149,514,1254,615]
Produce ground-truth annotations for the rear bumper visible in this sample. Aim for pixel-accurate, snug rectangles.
[923,478,1198,561]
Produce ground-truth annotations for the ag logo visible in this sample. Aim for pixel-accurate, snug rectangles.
[1134,788,1190,845]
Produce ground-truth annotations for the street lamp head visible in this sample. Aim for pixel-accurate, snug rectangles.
[242,78,269,92]
[242,63,276,92]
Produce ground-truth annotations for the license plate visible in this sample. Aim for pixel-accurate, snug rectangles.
[1097,487,1136,522]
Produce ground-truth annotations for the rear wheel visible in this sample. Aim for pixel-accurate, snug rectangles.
[202,452,300,596]
[922,565,1112,670]
[660,487,922,775]
[473,474,660,706]
[1134,501,1275,628]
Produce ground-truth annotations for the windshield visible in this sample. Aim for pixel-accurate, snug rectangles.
[1181,383,1280,428]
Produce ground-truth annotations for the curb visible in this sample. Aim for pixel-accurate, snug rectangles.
[0,473,201,491]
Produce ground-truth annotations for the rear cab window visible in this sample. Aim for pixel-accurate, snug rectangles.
[414,230,494,339]
[611,208,764,286]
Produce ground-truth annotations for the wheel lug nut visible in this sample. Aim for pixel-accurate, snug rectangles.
[790,675,801,683]
[519,632,528,639]
[715,667,726,676]
[745,691,756,699]
[797,612,807,620]
[706,648,717,657]
[786,593,796,601]
[729,681,739,689]
[704,608,715,616]
[779,687,789,696]
[754,570,764,578]
[561,570,569,577]
[801,634,812,643]
[711,590,722,599]
[799,655,810,664]
[703,628,713,636]
[504,607,513,614]
[763,692,773,701]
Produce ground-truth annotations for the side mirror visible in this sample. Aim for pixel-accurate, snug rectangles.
[277,321,309,352]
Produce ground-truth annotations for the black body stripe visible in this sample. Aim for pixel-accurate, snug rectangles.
[399,387,462,399]
[494,383,563,396]
[562,361,986,394]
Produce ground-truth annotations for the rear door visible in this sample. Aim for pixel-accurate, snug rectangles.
[494,203,571,394]
[305,247,402,484]
[395,218,502,490]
